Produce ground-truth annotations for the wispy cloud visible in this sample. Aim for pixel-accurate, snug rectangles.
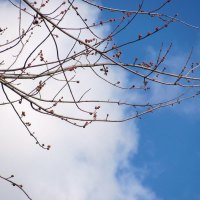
[0,1,159,200]
[143,44,200,115]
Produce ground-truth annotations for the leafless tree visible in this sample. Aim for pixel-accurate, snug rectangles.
[0,0,199,199]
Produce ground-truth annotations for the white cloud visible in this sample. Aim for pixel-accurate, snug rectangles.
[0,1,159,200]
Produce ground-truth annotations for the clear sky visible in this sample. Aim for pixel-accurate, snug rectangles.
[102,0,200,200]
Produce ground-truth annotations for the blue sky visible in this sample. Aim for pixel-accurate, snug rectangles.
[134,108,200,200]
[101,0,200,199]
